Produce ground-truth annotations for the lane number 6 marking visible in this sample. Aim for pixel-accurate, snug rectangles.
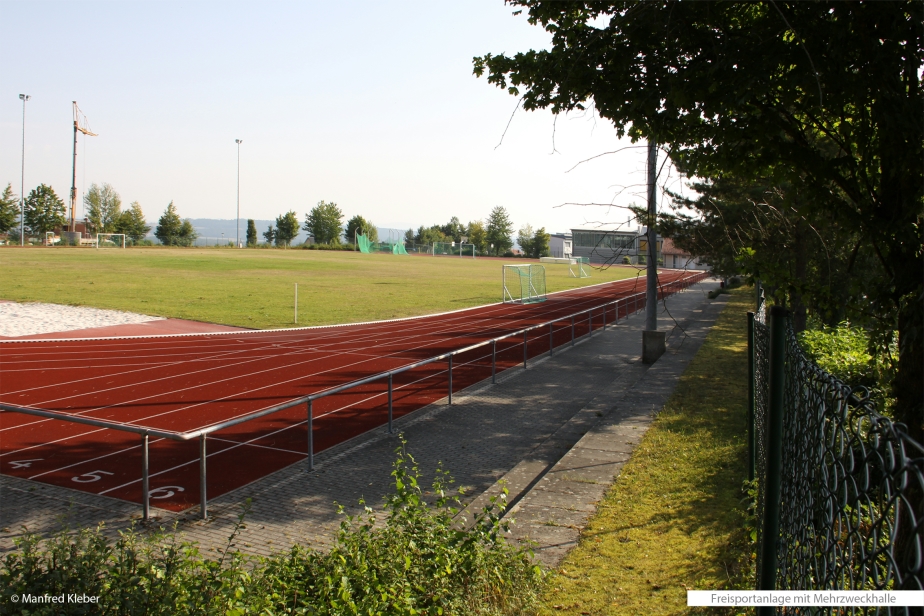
[149,486,185,499]
[71,470,114,483]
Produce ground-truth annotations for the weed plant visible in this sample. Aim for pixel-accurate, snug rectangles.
[1,439,542,615]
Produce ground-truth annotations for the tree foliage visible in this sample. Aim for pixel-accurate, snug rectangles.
[263,225,276,246]
[24,184,66,236]
[274,211,300,247]
[440,216,465,243]
[154,202,197,247]
[475,0,923,438]
[83,183,122,234]
[0,184,19,235]
[114,201,151,243]
[303,201,343,245]
[467,220,488,255]
[414,225,446,246]
[246,219,257,247]
[485,206,514,256]
[344,215,378,244]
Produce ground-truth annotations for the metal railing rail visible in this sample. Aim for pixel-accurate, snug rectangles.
[1,272,708,521]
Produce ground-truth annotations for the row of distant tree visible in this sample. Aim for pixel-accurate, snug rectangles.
[1,181,550,256]
[0,182,143,243]
[259,202,551,257]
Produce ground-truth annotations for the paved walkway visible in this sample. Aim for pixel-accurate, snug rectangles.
[0,280,726,567]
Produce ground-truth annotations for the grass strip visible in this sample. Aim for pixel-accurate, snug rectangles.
[0,248,643,329]
[536,287,754,615]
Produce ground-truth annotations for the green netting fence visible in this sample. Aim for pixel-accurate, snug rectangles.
[356,233,408,256]
[750,291,923,613]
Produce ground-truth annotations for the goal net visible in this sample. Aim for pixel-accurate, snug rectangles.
[433,242,475,257]
[97,233,126,249]
[539,256,591,278]
[503,264,547,304]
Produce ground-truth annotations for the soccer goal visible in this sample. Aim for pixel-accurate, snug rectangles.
[539,256,591,278]
[97,233,126,249]
[503,264,547,304]
[433,241,475,257]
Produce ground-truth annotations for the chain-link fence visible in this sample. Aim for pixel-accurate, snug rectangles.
[750,293,923,613]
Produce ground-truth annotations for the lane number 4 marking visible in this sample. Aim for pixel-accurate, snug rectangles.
[72,470,114,483]
[9,459,43,469]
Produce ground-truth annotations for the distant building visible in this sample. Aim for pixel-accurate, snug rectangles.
[549,233,572,258]
[570,227,652,265]
[661,238,709,270]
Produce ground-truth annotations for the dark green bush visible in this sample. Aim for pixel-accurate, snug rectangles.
[1,439,542,615]
[798,322,882,391]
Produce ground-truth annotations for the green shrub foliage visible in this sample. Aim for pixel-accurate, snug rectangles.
[1,439,542,615]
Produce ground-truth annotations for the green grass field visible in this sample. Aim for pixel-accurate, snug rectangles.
[0,247,644,329]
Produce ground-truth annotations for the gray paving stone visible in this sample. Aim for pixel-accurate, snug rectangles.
[1,281,726,572]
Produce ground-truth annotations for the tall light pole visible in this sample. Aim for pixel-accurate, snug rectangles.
[19,94,30,246]
[642,139,665,364]
[235,139,242,248]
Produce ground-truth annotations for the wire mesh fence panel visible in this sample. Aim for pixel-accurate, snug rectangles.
[753,295,923,611]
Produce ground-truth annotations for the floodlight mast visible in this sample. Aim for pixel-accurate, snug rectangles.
[235,139,242,248]
[70,101,97,233]
[19,94,30,246]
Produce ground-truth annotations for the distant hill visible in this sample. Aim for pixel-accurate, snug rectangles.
[147,218,310,246]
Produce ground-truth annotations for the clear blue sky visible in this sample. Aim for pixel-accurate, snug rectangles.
[2,1,664,235]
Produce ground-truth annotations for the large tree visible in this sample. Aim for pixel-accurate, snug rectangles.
[344,215,378,244]
[115,201,151,244]
[275,210,301,248]
[154,201,197,247]
[485,206,514,256]
[467,220,488,255]
[24,184,66,237]
[0,184,18,235]
[304,201,344,245]
[84,183,122,234]
[475,1,923,439]
[246,219,258,247]
[440,216,465,243]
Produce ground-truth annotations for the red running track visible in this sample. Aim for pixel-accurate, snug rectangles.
[0,271,707,512]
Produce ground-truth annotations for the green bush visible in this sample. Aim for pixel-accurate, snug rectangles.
[798,323,881,392]
[1,439,542,615]
[304,243,355,251]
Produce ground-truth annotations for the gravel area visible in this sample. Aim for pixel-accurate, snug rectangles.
[0,302,164,338]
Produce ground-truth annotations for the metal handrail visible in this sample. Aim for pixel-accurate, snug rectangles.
[1,272,708,521]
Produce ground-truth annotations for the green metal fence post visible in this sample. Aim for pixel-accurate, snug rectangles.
[747,312,755,483]
[758,306,788,609]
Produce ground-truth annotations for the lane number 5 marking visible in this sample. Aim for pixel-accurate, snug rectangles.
[149,486,184,499]
[72,470,114,483]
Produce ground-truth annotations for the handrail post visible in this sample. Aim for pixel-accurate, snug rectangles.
[491,340,496,384]
[758,306,788,602]
[141,433,149,521]
[747,312,756,482]
[448,354,453,404]
[307,400,314,471]
[549,322,553,356]
[571,316,575,347]
[388,374,393,434]
[523,331,528,369]
[199,434,207,520]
